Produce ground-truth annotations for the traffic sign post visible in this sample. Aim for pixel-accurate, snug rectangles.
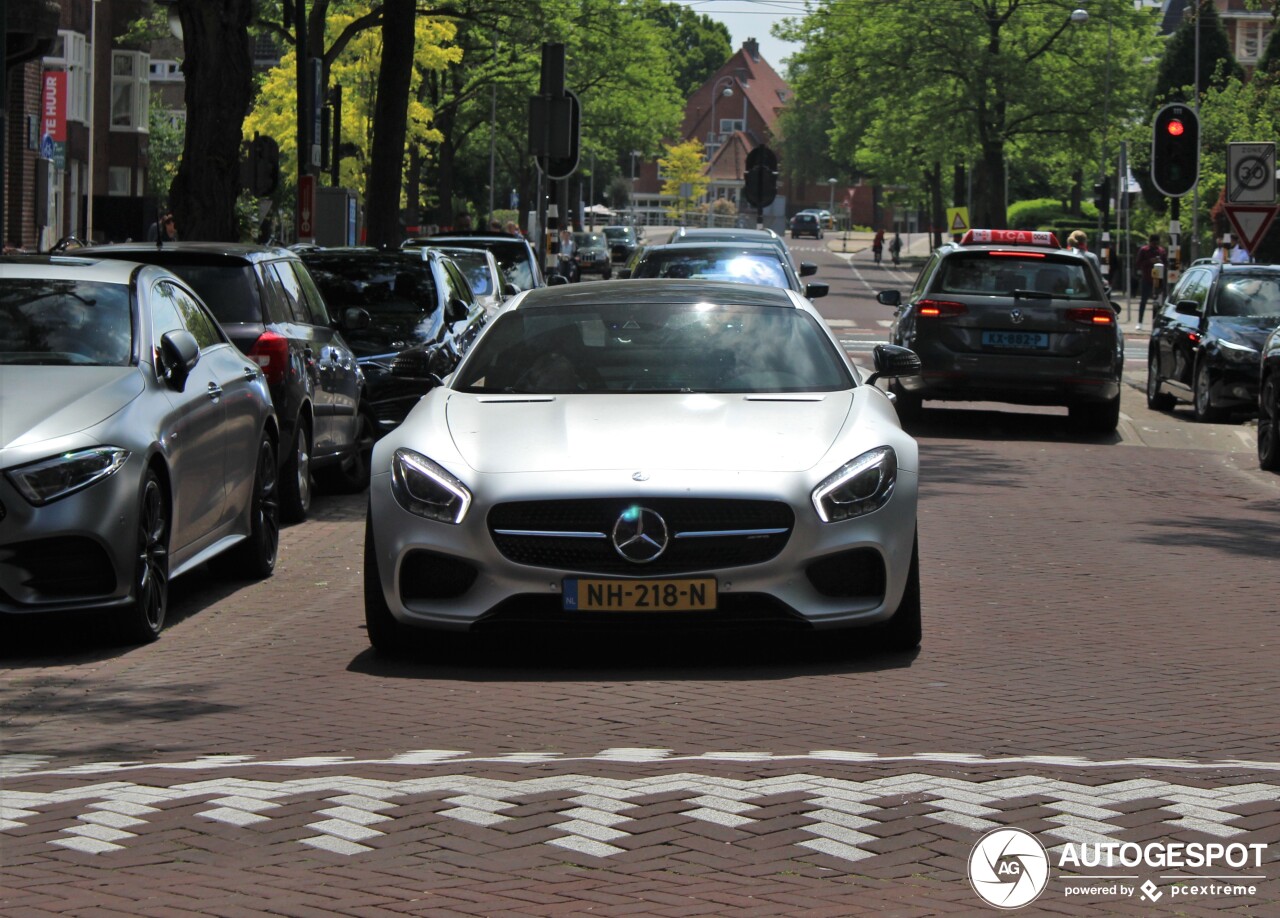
[298,174,316,241]
[1227,143,1276,204]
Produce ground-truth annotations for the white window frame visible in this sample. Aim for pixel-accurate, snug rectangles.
[110,50,150,132]
[1237,20,1273,63]
[43,30,90,126]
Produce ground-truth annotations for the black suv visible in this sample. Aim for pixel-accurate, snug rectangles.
[601,225,639,264]
[301,248,489,430]
[1148,262,1280,423]
[877,229,1123,434]
[90,243,370,522]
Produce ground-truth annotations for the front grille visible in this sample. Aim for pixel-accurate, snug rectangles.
[488,498,793,575]
[0,536,117,599]
[472,592,810,632]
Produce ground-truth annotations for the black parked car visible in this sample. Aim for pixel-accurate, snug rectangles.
[402,230,544,292]
[90,243,370,522]
[1146,263,1280,423]
[790,212,823,239]
[601,225,639,264]
[302,248,488,431]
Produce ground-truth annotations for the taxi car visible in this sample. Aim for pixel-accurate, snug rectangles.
[364,280,923,654]
[877,229,1123,433]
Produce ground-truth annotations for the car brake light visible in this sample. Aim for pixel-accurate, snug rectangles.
[988,250,1046,258]
[917,299,967,318]
[1065,307,1115,326]
[248,331,290,386]
[1188,331,1201,346]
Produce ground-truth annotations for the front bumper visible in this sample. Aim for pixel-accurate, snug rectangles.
[367,467,919,632]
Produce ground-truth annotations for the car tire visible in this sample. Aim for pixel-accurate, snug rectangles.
[1259,376,1280,471]
[279,419,312,523]
[603,268,612,281]
[890,382,923,424]
[364,511,411,654]
[318,409,374,494]
[1193,360,1226,423]
[1146,351,1175,411]
[220,434,279,580]
[874,534,921,652]
[118,469,169,644]
[1069,395,1120,435]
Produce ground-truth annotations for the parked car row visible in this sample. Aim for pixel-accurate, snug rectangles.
[1140,261,1280,468]
[0,232,535,643]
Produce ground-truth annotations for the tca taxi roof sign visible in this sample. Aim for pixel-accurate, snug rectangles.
[959,229,1061,248]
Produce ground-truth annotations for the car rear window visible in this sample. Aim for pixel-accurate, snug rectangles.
[634,249,790,288]
[304,255,443,355]
[934,252,1099,299]
[160,263,264,323]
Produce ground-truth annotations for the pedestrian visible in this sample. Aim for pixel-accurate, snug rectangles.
[889,232,902,266]
[1066,230,1103,288]
[872,228,885,265]
[557,227,577,281]
[1211,237,1231,264]
[503,220,521,236]
[147,212,178,242]
[1134,233,1165,330]
[454,212,473,231]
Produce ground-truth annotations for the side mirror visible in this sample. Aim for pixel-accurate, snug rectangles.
[877,290,902,307]
[804,282,829,300]
[866,343,921,386]
[159,329,200,389]
[446,296,469,323]
[1175,299,1202,317]
[343,307,371,330]
[799,262,818,277]
[502,282,519,298]
[547,274,569,286]
[617,269,632,279]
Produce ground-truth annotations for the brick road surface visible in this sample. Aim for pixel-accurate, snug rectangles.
[3,418,1280,916]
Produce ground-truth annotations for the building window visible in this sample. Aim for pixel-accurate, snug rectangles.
[43,30,90,126]
[1237,20,1273,62]
[111,51,150,131]
[108,166,131,196]
[148,59,183,83]
[718,118,744,135]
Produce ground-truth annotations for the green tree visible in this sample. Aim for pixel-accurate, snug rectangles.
[778,0,1159,229]
[1152,0,1243,107]
[639,0,731,96]
[146,108,185,202]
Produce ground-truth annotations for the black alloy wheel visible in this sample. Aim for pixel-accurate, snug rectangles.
[319,409,375,494]
[223,435,279,579]
[120,470,169,643]
[1146,352,1175,411]
[1259,376,1280,471]
[364,512,411,654]
[279,419,312,523]
[1193,360,1226,423]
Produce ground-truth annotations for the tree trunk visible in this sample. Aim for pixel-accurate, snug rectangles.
[170,1,254,241]
[364,0,415,247]
[971,143,1007,229]
[929,161,945,249]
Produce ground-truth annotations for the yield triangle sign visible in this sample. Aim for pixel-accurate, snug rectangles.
[1224,204,1279,252]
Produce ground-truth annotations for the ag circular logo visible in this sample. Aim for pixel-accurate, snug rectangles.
[968,827,1049,909]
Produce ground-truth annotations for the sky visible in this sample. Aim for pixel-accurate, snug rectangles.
[672,0,806,72]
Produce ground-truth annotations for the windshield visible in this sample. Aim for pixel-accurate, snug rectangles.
[603,227,634,243]
[162,263,262,324]
[304,255,443,355]
[454,301,852,394]
[1215,275,1280,317]
[574,233,606,250]
[633,249,793,289]
[0,279,133,366]
[935,252,1100,300]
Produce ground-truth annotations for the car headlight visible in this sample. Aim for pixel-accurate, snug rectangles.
[390,448,471,523]
[6,446,130,506]
[812,446,897,523]
[1218,339,1260,364]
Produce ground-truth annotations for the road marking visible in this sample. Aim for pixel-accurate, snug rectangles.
[7,771,1276,861]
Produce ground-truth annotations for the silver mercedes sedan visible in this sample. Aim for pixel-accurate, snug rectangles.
[365,280,922,654]
[0,257,280,642]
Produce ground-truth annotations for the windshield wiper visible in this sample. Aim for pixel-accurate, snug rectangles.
[1011,289,1053,300]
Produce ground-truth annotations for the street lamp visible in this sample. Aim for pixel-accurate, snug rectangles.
[827,177,837,229]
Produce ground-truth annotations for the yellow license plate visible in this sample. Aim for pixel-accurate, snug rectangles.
[564,577,717,611]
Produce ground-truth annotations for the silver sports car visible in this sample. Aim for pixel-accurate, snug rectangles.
[0,256,280,642]
[365,280,922,653]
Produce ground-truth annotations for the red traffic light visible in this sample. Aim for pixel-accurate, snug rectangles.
[1166,119,1185,137]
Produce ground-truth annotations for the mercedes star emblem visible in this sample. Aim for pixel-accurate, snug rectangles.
[612,506,669,563]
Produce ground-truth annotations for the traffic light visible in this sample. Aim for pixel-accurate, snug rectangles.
[1151,103,1199,198]
[1092,178,1110,213]
[743,163,776,208]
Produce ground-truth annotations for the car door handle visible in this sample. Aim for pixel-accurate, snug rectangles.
[243,366,258,381]
[207,382,223,400]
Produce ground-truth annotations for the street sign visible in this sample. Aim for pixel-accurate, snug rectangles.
[946,207,970,235]
[1224,203,1279,252]
[1227,142,1276,204]
[298,174,316,240]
